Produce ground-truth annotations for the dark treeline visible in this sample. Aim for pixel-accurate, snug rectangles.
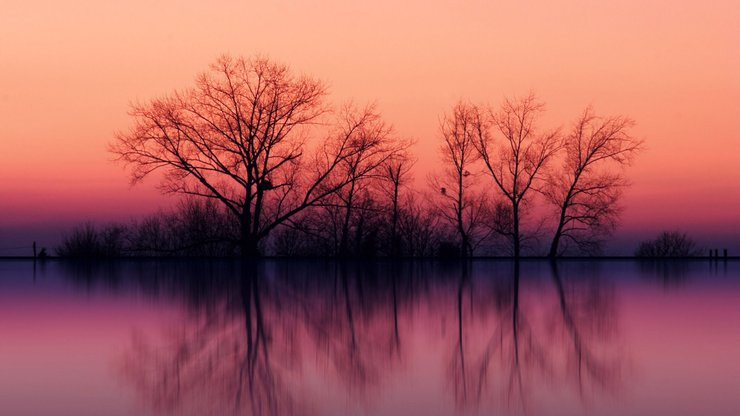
[57,199,237,258]
[59,54,646,258]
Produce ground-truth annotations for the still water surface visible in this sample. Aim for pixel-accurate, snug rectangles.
[1,260,739,416]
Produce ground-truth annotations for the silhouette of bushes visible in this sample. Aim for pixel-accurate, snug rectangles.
[129,198,237,256]
[57,199,237,258]
[57,222,127,258]
[634,231,702,258]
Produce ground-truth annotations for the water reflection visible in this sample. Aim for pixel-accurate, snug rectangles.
[550,262,622,398]
[57,260,625,415]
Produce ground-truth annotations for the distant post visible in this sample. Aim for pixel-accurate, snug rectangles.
[724,249,728,259]
[33,241,37,259]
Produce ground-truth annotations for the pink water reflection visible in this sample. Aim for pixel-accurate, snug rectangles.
[1,260,739,415]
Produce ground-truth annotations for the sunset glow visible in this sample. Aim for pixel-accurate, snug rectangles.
[1,1,740,254]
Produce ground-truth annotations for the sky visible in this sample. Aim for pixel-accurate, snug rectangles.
[1,0,739,255]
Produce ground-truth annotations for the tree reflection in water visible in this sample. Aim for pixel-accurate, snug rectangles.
[120,262,306,416]
[59,260,627,415]
[448,261,625,413]
[550,262,623,399]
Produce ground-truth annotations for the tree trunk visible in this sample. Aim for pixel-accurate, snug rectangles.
[240,213,260,258]
[457,167,468,258]
[339,182,356,257]
[549,180,578,258]
[548,221,564,258]
[390,182,400,257]
[549,200,567,257]
[512,203,520,259]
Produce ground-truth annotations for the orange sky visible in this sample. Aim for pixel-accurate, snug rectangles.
[1,0,739,253]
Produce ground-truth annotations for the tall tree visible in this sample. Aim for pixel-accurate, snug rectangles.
[433,102,490,257]
[544,108,642,256]
[475,94,561,258]
[111,55,387,256]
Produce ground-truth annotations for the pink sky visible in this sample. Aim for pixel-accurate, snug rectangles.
[1,1,739,253]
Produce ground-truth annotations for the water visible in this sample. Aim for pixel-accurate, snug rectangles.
[1,260,739,416]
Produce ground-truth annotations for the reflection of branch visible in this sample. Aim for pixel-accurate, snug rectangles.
[508,261,525,409]
[296,263,404,399]
[120,268,301,416]
[391,267,401,354]
[449,263,469,403]
[550,262,622,399]
[237,273,278,415]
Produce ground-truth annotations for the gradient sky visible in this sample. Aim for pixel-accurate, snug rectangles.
[1,0,739,254]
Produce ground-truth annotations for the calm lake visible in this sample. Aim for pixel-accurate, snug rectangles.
[1,260,739,416]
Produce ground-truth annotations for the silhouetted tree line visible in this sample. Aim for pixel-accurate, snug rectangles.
[59,54,646,258]
[57,199,237,257]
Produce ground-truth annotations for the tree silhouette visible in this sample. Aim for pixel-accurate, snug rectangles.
[474,94,561,258]
[432,102,491,257]
[104,58,645,260]
[380,150,415,257]
[328,104,407,256]
[544,108,642,256]
[111,55,391,257]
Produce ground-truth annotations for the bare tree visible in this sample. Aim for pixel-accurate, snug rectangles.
[396,195,442,257]
[544,108,642,257]
[432,102,491,257]
[475,94,561,258]
[380,150,415,256]
[328,104,406,256]
[111,55,388,257]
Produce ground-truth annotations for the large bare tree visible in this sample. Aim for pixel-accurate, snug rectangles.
[475,95,561,258]
[111,55,389,256]
[544,108,642,257]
